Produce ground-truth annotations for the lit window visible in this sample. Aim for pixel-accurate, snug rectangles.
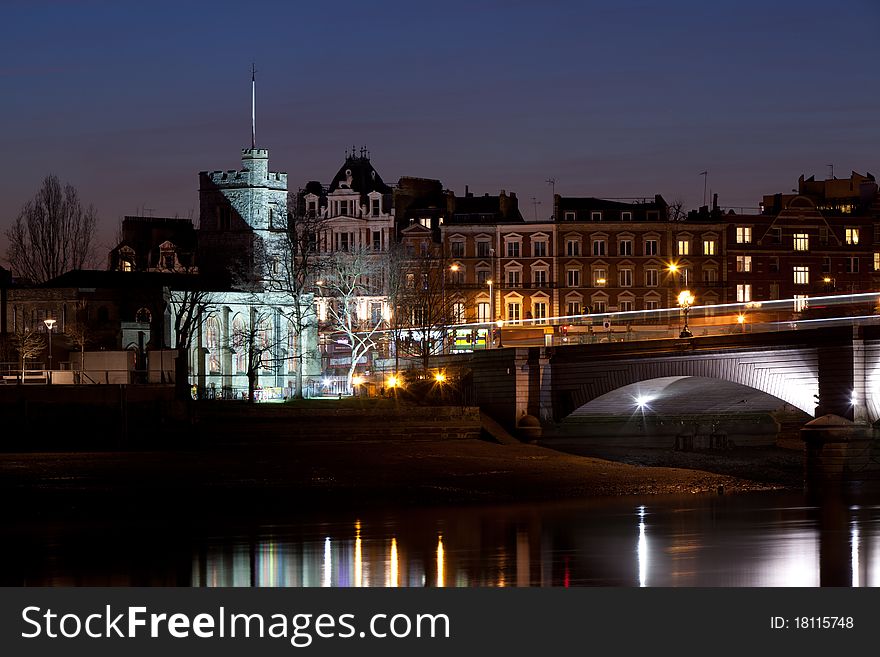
[793,233,809,251]
[736,226,751,243]
[794,295,809,313]
[736,255,752,273]
[477,302,490,322]
[533,302,547,323]
[703,240,716,256]
[593,269,607,286]
[677,239,690,255]
[846,228,860,245]
[793,266,809,285]
[736,284,752,302]
[874,253,880,271]
[419,217,430,228]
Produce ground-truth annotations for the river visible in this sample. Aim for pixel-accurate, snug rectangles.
[3,488,878,587]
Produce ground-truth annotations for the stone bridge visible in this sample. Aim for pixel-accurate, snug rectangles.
[436,325,880,434]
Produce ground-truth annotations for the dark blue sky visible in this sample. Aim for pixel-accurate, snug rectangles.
[2,0,878,260]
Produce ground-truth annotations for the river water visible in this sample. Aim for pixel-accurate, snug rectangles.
[4,488,879,587]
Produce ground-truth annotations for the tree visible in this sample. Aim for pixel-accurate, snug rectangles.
[166,285,216,401]
[260,197,325,399]
[5,175,98,283]
[318,246,387,390]
[12,325,44,383]
[64,299,91,383]
[229,303,283,404]
[395,250,458,371]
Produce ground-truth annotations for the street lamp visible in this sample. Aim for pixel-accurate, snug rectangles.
[736,313,746,333]
[677,290,695,338]
[495,319,504,348]
[486,278,495,350]
[43,318,56,384]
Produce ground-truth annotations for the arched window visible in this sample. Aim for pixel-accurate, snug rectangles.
[135,307,152,324]
[257,318,272,372]
[232,315,246,374]
[206,316,220,350]
[287,321,296,373]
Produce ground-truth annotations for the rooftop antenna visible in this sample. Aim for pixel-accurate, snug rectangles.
[828,164,834,179]
[531,196,541,221]
[251,63,257,149]
[546,177,556,196]
[699,170,708,207]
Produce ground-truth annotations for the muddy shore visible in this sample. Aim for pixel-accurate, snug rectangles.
[0,432,804,522]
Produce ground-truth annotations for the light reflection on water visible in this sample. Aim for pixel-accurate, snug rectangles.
[4,490,879,587]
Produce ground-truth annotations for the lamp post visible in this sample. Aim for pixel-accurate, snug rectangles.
[43,318,56,384]
[677,290,694,338]
[487,278,494,349]
[736,313,746,333]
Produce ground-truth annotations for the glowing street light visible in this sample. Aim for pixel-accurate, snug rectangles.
[43,318,56,384]
[677,290,695,338]
[736,313,746,332]
[386,375,400,389]
[434,371,446,384]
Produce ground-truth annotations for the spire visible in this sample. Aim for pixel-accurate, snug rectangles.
[251,63,256,149]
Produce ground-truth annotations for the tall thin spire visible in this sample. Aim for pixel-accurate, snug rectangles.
[251,63,256,149]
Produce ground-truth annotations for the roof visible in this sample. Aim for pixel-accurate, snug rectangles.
[327,152,392,198]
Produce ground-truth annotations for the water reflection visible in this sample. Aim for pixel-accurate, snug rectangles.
[3,490,879,587]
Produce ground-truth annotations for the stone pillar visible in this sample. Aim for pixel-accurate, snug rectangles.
[801,414,874,488]
[852,327,869,424]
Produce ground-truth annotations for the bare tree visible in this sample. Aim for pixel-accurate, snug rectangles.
[166,284,216,401]
[12,325,44,382]
[260,197,325,399]
[5,175,98,283]
[395,251,457,371]
[383,241,410,372]
[64,300,91,383]
[229,303,283,403]
[318,246,387,390]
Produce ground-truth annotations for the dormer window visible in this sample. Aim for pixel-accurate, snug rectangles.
[371,198,380,216]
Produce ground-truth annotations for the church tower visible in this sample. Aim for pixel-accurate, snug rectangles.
[197,69,288,282]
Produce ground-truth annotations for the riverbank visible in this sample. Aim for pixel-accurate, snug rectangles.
[0,433,801,522]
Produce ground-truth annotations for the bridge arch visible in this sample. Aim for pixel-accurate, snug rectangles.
[552,347,819,421]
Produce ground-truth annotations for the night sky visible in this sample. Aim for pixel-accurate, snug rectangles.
[1,0,878,262]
